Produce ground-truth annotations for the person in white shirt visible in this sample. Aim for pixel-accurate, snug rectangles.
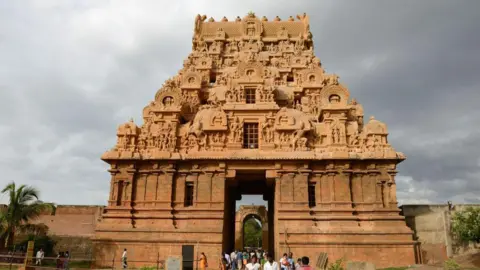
[224,252,231,269]
[230,251,237,270]
[263,254,279,270]
[246,256,261,270]
[121,248,128,269]
[35,248,44,265]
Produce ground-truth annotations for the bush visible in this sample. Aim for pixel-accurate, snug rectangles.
[451,206,480,243]
[139,266,157,270]
[443,258,460,270]
[328,258,344,270]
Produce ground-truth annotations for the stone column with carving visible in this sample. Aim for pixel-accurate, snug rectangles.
[387,170,398,209]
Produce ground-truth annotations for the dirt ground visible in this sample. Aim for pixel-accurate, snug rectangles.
[450,250,480,269]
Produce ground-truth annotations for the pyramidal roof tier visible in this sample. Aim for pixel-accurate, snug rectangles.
[102,13,404,161]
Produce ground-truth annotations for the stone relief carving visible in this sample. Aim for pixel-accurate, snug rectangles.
[102,13,401,160]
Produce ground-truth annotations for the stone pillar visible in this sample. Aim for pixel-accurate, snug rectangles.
[175,173,188,208]
[295,168,310,206]
[189,172,200,207]
[125,167,136,208]
[312,173,322,207]
[134,172,148,206]
[351,172,364,208]
[212,172,226,209]
[362,171,378,210]
[387,171,398,209]
[280,173,294,203]
[333,168,352,210]
[162,170,175,208]
[108,168,119,207]
[274,174,281,259]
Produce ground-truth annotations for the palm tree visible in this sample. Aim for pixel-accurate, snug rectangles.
[1,182,54,248]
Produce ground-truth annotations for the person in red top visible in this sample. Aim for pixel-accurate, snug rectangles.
[300,257,312,270]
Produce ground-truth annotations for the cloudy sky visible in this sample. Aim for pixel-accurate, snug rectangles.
[1,1,479,207]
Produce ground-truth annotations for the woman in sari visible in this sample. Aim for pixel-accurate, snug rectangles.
[199,252,208,270]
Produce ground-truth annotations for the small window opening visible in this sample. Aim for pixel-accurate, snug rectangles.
[116,180,124,206]
[243,123,259,149]
[184,182,194,207]
[308,183,316,207]
[209,74,216,86]
[245,88,256,104]
[287,75,294,82]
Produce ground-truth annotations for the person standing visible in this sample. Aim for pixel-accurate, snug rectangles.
[263,254,279,270]
[225,252,231,269]
[35,248,44,266]
[299,257,312,270]
[199,252,208,270]
[121,249,128,269]
[287,253,294,270]
[279,254,290,270]
[220,258,228,270]
[230,251,237,270]
[295,258,302,270]
[63,251,70,270]
[236,250,243,270]
[245,256,261,270]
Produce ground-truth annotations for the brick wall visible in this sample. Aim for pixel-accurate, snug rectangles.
[10,205,104,257]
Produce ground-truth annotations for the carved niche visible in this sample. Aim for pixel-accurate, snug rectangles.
[237,62,264,83]
[116,119,139,152]
[320,84,350,107]
[363,116,389,151]
[153,78,183,111]
[300,67,325,88]
[242,14,263,38]
[181,71,202,90]
[276,26,289,40]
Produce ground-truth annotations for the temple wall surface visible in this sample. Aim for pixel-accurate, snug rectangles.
[401,204,480,264]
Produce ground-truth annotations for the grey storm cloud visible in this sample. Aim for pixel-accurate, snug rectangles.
[0,0,479,205]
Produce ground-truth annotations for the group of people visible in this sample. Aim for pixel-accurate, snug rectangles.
[35,248,70,269]
[199,250,312,270]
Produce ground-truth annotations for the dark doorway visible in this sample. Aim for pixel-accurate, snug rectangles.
[222,170,275,256]
[182,245,194,270]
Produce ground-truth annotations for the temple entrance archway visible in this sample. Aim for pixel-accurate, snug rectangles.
[235,206,268,250]
[222,170,275,255]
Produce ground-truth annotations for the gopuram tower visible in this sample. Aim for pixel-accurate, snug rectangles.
[94,13,417,268]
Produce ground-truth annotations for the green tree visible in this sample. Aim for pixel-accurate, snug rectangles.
[451,206,480,243]
[243,217,262,248]
[0,182,54,248]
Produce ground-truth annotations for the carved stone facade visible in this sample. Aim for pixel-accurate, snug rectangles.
[93,13,416,268]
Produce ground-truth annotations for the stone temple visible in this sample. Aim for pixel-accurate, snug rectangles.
[93,13,417,268]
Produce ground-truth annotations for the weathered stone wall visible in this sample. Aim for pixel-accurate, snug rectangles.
[401,204,480,264]
[28,205,103,257]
